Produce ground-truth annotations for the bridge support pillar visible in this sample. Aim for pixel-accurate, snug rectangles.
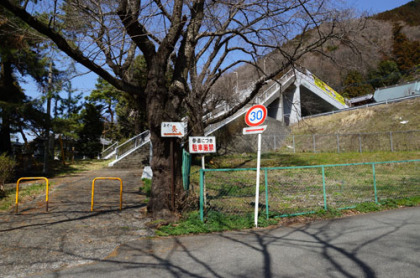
[268,97,284,122]
[289,82,302,124]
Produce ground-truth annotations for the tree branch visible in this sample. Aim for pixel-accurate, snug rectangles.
[1,0,139,95]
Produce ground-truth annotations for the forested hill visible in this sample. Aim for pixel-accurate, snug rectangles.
[374,0,420,26]
[294,0,420,99]
[225,1,420,102]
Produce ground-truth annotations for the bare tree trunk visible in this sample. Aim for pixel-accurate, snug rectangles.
[43,61,53,175]
[0,109,12,155]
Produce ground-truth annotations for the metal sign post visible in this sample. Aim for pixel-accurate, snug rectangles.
[170,139,175,210]
[255,133,262,227]
[161,122,185,211]
[243,105,267,227]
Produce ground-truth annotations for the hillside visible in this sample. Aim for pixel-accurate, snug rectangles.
[374,0,420,26]
[227,1,420,99]
[291,97,420,135]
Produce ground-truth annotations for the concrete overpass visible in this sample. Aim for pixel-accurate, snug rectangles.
[105,68,348,166]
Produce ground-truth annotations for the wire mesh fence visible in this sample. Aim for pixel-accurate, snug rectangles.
[281,130,420,153]
[198,160,420,221]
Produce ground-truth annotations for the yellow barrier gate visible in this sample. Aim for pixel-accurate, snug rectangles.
[15,177,49,213]
[91,177,123,211]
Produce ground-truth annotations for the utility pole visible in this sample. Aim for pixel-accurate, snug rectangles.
[234,72,238,94]
[43,60,53,175]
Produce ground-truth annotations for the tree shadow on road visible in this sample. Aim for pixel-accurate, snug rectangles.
[27,208,419,278]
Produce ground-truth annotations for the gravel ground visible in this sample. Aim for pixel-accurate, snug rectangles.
[0,167,154,278]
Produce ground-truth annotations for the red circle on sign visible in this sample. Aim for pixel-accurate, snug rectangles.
[245,104,267,127]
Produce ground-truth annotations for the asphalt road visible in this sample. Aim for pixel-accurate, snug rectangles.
[0,168,152,278]
[34,207,420,278]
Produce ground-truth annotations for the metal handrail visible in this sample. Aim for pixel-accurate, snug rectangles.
[101,142,118,158]
[115,130,150,158]
[204,69,296,135]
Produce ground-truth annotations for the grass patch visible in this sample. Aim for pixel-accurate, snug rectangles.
[140,179,152,204]
[188,152,419,220]
[156,211,277,236]
[204,151,420,169]
[50,159,111,177]
[157,196,420,236]
[290,98,420,135]
[0,182,47,211]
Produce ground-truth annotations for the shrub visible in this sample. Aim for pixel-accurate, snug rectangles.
[0,153,16,197]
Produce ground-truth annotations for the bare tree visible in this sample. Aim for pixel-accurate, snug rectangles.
[1,0,352,219]
[183,0,358,135]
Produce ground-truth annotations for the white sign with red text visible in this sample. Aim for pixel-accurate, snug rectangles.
[161,122,185,137]
[189,136,216,154]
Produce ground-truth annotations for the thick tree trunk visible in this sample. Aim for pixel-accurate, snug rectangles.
[147,118,183,219]
[0,61,16,155]
[145,60,184,219]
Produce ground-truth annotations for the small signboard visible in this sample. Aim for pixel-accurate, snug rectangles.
[189,136,216,154]
[161,122,185,137]
[243,125,267,135]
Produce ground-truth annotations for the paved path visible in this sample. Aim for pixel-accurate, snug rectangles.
[0,168,153,278]
[35,207,420,278]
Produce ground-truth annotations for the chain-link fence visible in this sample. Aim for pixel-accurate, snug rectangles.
[281,130,420,153]
[198,160,420,221]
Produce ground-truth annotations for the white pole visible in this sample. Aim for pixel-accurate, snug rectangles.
[202,155,206,208]
[254,133,262,227]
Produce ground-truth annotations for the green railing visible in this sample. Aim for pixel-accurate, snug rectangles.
[199,159,420,221]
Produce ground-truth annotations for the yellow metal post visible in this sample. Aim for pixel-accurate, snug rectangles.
[91,177,123,212]
[91,179,95,212]
[15,177,49,213]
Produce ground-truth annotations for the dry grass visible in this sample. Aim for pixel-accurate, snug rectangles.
[292,98,420,135]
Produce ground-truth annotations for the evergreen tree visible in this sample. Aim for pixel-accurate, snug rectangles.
[0,6,48,154]
[75,103,103,158]
[368,60,401,88]
[392,23,420,72]
[342,70,374,98]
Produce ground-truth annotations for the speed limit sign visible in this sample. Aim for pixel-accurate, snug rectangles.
[245,104,267,127]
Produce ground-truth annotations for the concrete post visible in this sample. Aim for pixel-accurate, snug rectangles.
[289,82,301,124]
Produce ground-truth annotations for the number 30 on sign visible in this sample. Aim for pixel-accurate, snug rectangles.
[245,104,267,127]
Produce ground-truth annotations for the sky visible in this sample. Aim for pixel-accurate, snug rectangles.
[351,0,412,13]
[17,0,413,141]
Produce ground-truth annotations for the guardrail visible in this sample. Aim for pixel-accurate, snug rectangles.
[284,129,420,153]
[15,177,49,213]
[302,94,420,120]
[91,177,123,211]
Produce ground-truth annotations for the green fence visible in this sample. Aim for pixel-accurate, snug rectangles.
[199,159,420,221]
